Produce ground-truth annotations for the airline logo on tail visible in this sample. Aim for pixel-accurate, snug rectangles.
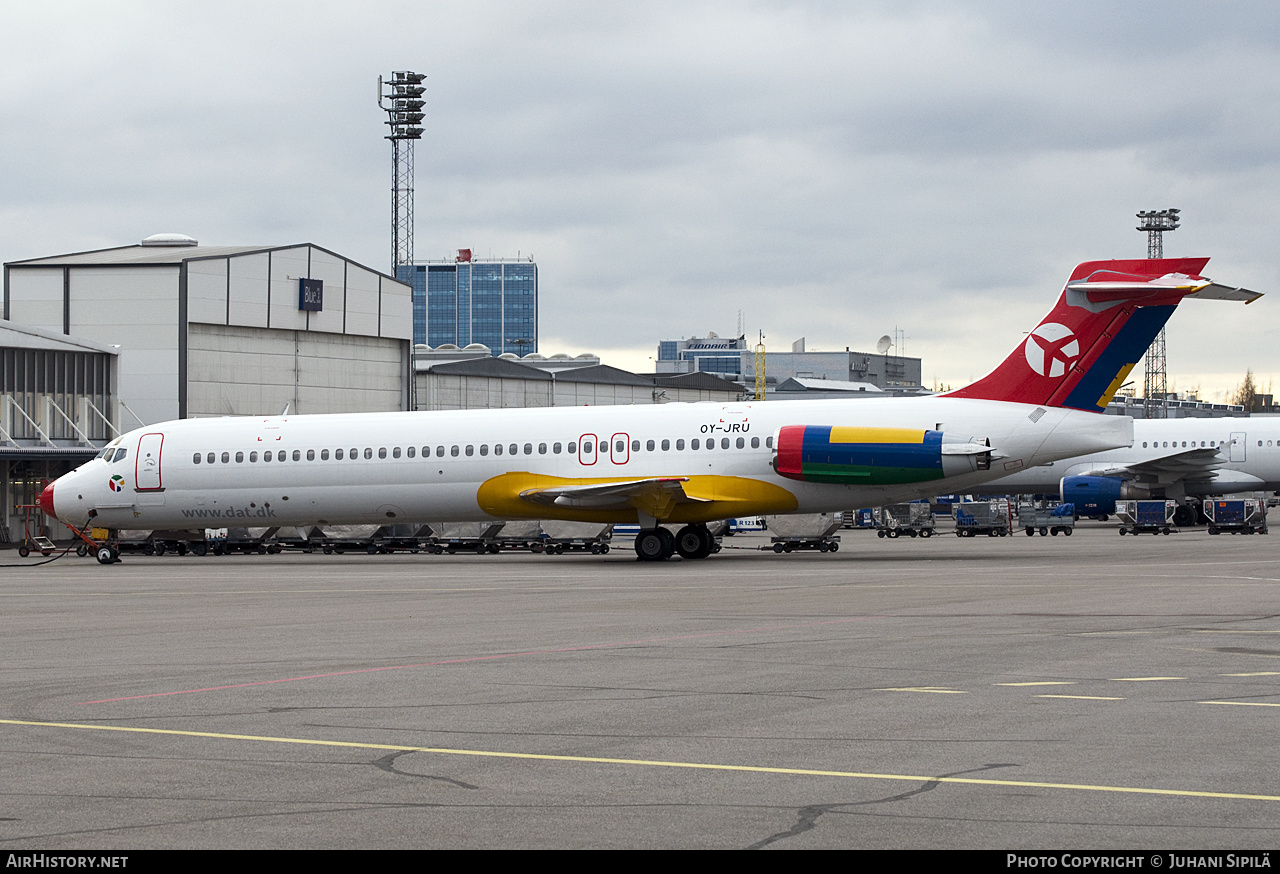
[1024,324,1079,378]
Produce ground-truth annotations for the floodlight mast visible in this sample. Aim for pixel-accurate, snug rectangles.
[1136,208,1180,419]
[379,71,426,272]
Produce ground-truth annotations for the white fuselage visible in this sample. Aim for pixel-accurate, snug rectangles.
[987,417,1280,497]
[49,397,1132,531]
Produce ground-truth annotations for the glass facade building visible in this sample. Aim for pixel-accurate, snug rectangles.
[400,260,537,355]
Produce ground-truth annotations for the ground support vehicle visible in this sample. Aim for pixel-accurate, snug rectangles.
[1018,503,1076,537]
[765,513,842,553]
[1203,498,1269,535]
[539,520,616,555]
[954,501,1012,537]
[1115,500,1177,535]
[426,522,508,555]
[876,503,935,539]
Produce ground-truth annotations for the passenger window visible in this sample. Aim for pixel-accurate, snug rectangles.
[598,441,607,453]
[250,451,258,462]
[677,439,685,450]
[495,444,503,456]
[766,437,773,449]
[292,450,301,461]
[631,440,639,452]
[646,440,655,451]
[236,451,244,463]
[364,448,373,459]
[751,437,759,449]
[451,446,460,457]
[393,447,401,458]
[307,449,315,461]
[437,446,445,457]
[263,452,272,463]
[661,439,670,451]
[553,443,562,454]
[510,444,518,455]
[335,449,344,460]
[350,447,358,459]
[321,449,329,460]
[736,437,744,449]
[278,450,286,461]
[207,452,215,464]
[466,445,474,456]
[406,446,414,458]
[193,453,201,464]
[525,444,534,455]
[480,444,489,456]
[378,447,387,459]
[222,452,231,463]
[539,443,547,454]
[615,440,625,453]
[721,438,729,449]
[568,442,577,454]
[692,439,700,450]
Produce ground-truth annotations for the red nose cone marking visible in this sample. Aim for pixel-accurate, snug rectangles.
[39,482,57,519]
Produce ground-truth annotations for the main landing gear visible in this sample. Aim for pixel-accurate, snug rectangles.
[634,524,715,561]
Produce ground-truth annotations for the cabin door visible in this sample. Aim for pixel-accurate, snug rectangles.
[135,433,165,491]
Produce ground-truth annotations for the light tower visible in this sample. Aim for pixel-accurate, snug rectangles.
[378,71,426,272]
[754,332,766,401]
[1136,208,1179,418]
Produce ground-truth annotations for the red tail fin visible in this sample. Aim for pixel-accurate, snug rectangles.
[944,258,1256,412]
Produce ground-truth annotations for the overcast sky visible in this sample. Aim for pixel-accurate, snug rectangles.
[3,1,1277,400]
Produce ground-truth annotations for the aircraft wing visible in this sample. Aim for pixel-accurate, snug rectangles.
[519,477,711,517]
[1078,446,1225,486]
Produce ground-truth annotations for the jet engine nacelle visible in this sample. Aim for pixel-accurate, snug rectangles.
[1059,475,1149,515]
[773,425,991,485]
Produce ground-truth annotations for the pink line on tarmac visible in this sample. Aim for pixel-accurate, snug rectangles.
[75,616,874,705]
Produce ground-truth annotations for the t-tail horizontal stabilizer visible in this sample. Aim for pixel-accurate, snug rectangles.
[944,258,1262,412]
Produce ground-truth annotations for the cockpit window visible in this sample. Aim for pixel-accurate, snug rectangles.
[111,448,128,463]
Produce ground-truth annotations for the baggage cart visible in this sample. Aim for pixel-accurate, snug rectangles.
[1018,503,1075,537]
[1115,500,1177,535]
[764,513,842,553]
[1203,498,1269,535]
[954,501,1012,537]
[876,503,936,538]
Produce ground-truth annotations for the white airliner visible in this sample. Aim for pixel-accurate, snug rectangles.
[986,417,1280,524]
[40,257,1260,563]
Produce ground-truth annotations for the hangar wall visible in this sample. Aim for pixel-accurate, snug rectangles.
[187,324,405,417]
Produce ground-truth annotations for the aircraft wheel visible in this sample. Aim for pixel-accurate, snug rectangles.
[635,529,669,561]
[675,524,714,559]
[1173,506,1195,527]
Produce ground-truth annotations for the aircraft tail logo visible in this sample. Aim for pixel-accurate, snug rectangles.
[944,257,1260,412]
[1023,323,1079,378]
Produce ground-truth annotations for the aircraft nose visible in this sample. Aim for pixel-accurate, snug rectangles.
[39,481,57,520]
